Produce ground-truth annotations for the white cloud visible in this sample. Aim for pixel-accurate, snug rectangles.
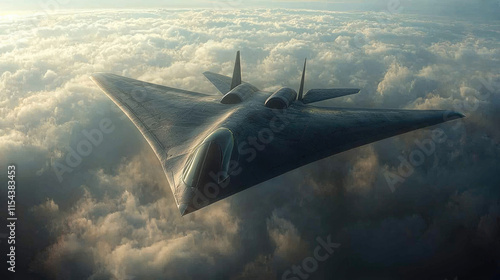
[267,211,309,263]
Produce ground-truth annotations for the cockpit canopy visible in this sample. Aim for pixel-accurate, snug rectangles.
[182,128,236,189]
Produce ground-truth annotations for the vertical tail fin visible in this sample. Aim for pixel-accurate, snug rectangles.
[298,58,306,100]
[230,51,241,90]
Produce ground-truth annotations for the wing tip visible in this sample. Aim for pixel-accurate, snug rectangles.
[89,73,98,80]
[89,73,104,86]
[89,72,107,77]
[89,72,112,83]
[446,110,466,120]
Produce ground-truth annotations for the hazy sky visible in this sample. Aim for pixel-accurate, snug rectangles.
[1,0,500,19]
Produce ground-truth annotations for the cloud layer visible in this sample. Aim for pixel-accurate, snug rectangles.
[0,8,499,279]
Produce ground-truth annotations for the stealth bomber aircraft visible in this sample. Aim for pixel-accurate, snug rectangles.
[91,51,464,215]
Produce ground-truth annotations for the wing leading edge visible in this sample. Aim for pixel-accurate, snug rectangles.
[240,106,465,189]
[90,73,225,198]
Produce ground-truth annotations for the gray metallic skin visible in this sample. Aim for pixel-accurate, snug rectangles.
[265,88,297,109]
[90,52,464,216]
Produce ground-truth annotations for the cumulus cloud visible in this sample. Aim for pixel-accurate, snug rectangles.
[0,8,499,279]
[267,211,309,263]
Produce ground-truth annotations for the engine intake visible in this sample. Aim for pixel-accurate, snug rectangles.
[220,83,259,104]
[265,88,297,109]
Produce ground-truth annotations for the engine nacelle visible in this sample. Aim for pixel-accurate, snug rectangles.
[220,83,259,104]
[265,87,297,109]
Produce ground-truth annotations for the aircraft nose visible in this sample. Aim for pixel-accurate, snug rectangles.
[176,183,196,216]
[178,203,189,216]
